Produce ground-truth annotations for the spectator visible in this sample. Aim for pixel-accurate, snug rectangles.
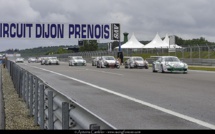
[2,56,7,68]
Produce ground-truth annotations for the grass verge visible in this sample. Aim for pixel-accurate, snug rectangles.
[188,66,215,71]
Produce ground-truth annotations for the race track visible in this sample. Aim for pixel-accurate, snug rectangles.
[17,61,215,129]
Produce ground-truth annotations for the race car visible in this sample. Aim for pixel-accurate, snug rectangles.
[45,57,60,65]
[97,56,120,69]
[28,57,37,63]
[92,56,100,66]
[68,56,87,66]
[124,56,149,69]
[15,57,24,63]
[152,56,188,74]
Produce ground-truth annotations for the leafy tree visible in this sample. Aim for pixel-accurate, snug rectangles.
[175,36,184,46]
[111,41,120,50]
[79,40,98,51]
[56,47,69,54]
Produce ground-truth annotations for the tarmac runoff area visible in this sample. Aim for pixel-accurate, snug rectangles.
[0,65,40,130]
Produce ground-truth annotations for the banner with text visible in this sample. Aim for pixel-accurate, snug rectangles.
[0,23,120,40]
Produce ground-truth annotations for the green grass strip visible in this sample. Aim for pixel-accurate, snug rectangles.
[188,66,215,71]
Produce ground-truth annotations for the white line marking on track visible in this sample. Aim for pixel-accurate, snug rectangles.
[30,65,215,129]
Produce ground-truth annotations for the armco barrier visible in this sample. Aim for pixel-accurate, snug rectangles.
[7,60,116,130]
[0,65,5,129]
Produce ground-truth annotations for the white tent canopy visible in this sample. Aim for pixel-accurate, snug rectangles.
[163,34,170,46]
[169,44,182,49]
[163,34,182,49]
[115,33,145,49]
[144,33,169,48]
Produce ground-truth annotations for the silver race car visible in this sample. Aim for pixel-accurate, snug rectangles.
[152,56,188,74]
[45,57,60,65]
[68,56,87,66]
[97,56,120,69]
[124,56,149,69]
[92,56,100,66]
[15,57,24,63]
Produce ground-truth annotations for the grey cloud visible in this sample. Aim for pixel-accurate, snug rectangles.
[0,0,215,51]
[0,0,40,22]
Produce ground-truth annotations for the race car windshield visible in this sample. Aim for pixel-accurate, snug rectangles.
[164,57,180,62]
[104,57,115,60]
[75,57,83,60]
[17,58,23,60]
[50,57,57,60]
[133,58,143,61]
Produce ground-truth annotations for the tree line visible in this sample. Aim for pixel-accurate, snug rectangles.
[1,36,215,58]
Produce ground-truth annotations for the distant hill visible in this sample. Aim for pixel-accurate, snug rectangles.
[1,44,109,58]
[0,45,73,58]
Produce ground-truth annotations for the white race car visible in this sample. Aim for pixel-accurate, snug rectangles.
[152,56,188,74]
[68,56,87,66]
[28,57,37,63]
[45,57,60,65]
[124,56,149,69]
[92,56,100,66]
[97,56,120,69]
[15,57,24,63]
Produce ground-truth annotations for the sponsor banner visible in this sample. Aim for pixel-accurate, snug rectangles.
[111,23,120,40]
[0,22,120,40]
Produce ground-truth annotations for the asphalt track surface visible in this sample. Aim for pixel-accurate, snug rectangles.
[17,61,215,130]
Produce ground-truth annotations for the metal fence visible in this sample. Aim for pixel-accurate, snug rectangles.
[6,60,116,130]
[0,65,5,129]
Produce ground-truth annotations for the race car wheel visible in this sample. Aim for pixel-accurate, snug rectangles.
[152,65,157,72]
[161,65,165,73]
[128,64,132,69]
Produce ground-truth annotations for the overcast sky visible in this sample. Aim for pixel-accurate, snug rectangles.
[0,0,215,51]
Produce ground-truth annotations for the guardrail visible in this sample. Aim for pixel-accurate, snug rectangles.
[6,60,116,130]
[0,65,5,129]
